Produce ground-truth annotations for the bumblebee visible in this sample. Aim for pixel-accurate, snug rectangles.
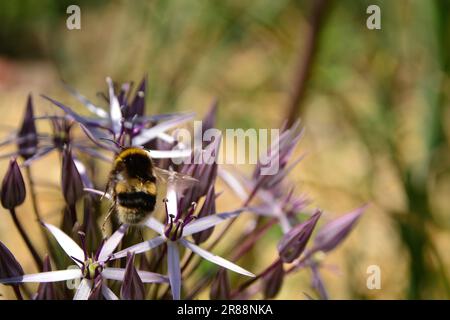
[106,147,196,226]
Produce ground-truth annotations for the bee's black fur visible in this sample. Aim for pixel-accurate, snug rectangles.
[117,192,156,211]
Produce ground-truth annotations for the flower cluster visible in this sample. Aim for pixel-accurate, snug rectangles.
[0,77,365,300]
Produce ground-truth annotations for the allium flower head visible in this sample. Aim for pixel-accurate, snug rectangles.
[111,173,254,300]
[0,223,167,300]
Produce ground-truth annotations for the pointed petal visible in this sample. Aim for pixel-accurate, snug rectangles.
[40,95,98,127]
[73,278,92,300]
[110,236,165,260]
[101,268,126,281]
[143,217,165,235]
[63,82,109,118]
[148,149,192,159]
[180,239,254,277]
[106,77,122,134]
[218,168,248,201]
[182,210,243,237]
[23,146,55,166]
[84,188,112,200]
[103,267,168,284]
[42,223,84,263]
[167,242,181,300]
[98,224,129,261]
[102,284,119,300]
[79,123,118,152]
[132,113,195,146]
[136,270,169,283]
[0,269,82,284]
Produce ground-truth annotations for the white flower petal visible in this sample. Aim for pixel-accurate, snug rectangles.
[43,223,84,263]
[180,239,254,277]
[83,187,112,200]
[166,182,178,217]
[107,77,122,134]
[132,113,195,146]
[182,210,242,237]
[98,224,129,262]
[102,284,119,300]
[148,149,192,159]
[143,217,165,235]
[218,168,248,201]
[101,268,126,281]
[110,236,166,260]
[103,267,168,284]
[73,278,92,300]
[167,241,181,300]
[137,270,169,284]
[0,269,82,284]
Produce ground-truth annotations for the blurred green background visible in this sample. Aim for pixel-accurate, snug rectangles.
[0,0,449,299]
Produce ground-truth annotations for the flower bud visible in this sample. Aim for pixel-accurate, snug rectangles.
[1,158,26,209]
[311,206,366,254]
[262,260,284,299]
[88,275,103,300]
[17,94,38,160]
[0,241,24,282]
[193,186,216,244]
[61,149,84,205]
[277,210,321,263]
[35,255,56,300]
[210,268,231,300]
[121,253,145,300]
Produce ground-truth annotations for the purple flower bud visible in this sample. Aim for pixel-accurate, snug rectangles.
[192,186,217,244]
[35,255,56,300]
[179,138,220,211]
[129,75,147,117]
[200,100,218,148]
[0,241,24,282]
[61,149,84,205]
[210,268,231,300]
[311,206,366,254]
[1,158,26,210]
[277,210,321,263]
[262,260,284,299]
[121,253,145,300]
[88,275,104,300]
[17,94,38,160]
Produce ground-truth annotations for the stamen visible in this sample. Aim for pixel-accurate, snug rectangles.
[78,231,88,260]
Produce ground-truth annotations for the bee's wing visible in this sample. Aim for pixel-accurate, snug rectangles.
[153,167,198,189]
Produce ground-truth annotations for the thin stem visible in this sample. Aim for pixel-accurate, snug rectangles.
[12,285,23,300]
[230,258,281,298]
[285,0,333,126]
[24,166,42,221]
[10,208,43,271]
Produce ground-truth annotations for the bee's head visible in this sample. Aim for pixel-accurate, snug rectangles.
[114,147,153,178]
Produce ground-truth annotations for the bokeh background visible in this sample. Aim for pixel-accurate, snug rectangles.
[0,0,449,299]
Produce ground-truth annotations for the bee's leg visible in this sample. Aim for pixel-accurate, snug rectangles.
[101,206,114,237]
[101,181,111,201]
[138,228,144,242]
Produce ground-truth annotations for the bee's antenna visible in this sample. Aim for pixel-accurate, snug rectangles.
[99,138,125,150]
